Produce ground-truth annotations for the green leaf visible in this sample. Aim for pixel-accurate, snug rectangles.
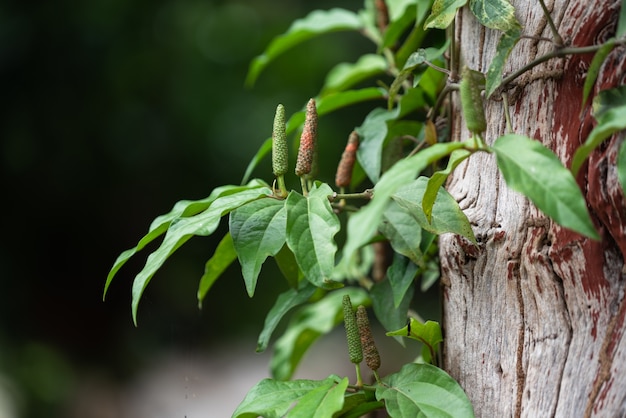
[129,185,273,324]
[424,0,468,29]
[581,39,615,110]
[383,1,418,49]
[341,142,467,269]
[286,184,342,288]
[376,363,475,417]
[387,254,419,308]
[392,177,477,243]
[380,200,424,266]
[469,0,520,32]
[387,318,443,363]
[287,376,349,417]
[493,134,599,239]
[619,140,626,197]
[256,282,317,353]
[246,8,363,86]
[105,181,269,298]
[232,375,346,418]
[321,54,388,95]
[230,198,287,297]
[485,27,521,98]
[423,149,472,222]
[371,278,414,336]
[196,233,237,309]
[270,288,369,380]
[356,107,401,183]
[274,244,302,288]
[572,86,626,176]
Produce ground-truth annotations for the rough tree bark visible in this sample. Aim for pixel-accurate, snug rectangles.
[440,0,626,417]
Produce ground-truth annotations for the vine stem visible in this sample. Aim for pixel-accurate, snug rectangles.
[497,40,626,93]
[537,0,564,47]
[328,189,374,202]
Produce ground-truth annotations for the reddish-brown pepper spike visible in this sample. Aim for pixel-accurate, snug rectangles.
[335,131,360,188]
[295,98,318,177]
[375,0,389,33]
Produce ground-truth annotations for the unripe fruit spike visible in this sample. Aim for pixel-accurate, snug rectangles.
[335,131,359,188]
[459,66,487,134]
[272,104,288,176]
[342,295,363,365]
[295,98,318,177]
[356,305,381,372]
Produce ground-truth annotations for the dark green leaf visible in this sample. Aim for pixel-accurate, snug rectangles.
[376,363,475,417]
[274,244,302,288]
[246,8,363,86]
[380,200,424,266]
[423,149,472,222]
[196,233,237,309]
[392,177,477,243]
[321,54,387,95]
[230,198,287,297]
[105,180,269,298]
[129,186,273,324]
[581,39,615,110]
[241,138,272,185]
[485,27,521,98]
[232,375,346,418]
[270,288,369,380]
[256,282,317,353]
[341,142,467,269]
[424,0,468,29]
[383,1,418,49]
[493,134,599,239]
[286,184,342,288]
[387,254,419,308]
[371,278,414,335]
[469,0,520,32]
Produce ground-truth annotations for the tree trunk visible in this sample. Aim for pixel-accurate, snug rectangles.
[440,1,626,417]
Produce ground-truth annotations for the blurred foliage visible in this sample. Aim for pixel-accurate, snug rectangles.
[0,0,372,416]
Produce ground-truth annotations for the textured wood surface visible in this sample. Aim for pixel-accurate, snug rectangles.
[440,1,626,416]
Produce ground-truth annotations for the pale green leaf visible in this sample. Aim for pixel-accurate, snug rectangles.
[196,233,237,309]
[572,86,626,175]
[271,288,369,380]
[341,142,468,269]
[494,134,599,239]
[423,149,472,222]
[469,0,520,32]
[387,318,443,363]
[321,54,387,95]
[230,198,287,297]
[287,376,348,417]
[383,1,418,49]
[256,282,317,353]
[380,200,424,266]
[424,0,468,29]
[246,8,363,86]
[286,184,342,288]
[129,186,272,324]
[105,181,269,298]
[617,0,626,38]
[376,363,475,417]
[485,27,521,98]
[232,375,345,418]
[392,177,477,243]
[356,107,401,183]
[581,39,615,109]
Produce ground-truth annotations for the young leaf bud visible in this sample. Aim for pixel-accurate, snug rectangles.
[295,98,318,177]
[335,131,359,188]
[342,295,363,365]
[272,104,288,176]
[356,305,381,372]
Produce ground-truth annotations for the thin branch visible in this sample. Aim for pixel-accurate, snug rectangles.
[537,0,564,47]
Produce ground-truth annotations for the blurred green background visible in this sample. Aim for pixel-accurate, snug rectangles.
[0,0,379,416]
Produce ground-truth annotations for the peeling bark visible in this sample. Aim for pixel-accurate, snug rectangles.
[440,1,626,417]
